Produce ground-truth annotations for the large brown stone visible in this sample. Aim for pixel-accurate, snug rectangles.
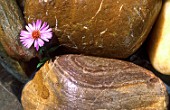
[24,0,162,58]
[21,55,168,110]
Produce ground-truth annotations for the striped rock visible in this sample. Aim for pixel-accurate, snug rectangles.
[22,55,168,110]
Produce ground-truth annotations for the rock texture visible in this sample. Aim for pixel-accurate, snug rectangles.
[0,0,36,61]
[22,55,168,110]
[0,43,28,82]
[0,65,23,110]
[0,0,37,82]
[0,83,23,110]
[16,0,25,11]
[24,0,162,58]
[148,0,170,75]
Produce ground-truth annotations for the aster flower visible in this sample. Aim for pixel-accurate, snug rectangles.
[20,19,53,51]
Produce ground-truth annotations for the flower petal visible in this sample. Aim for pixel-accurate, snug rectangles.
[40,22,48,30]
[21,42,29,48]
[27,39,34,48]
[25,25,32,32]
[34,40,39,51]
[41,32,53,39]
[22,42,28,47]
[40,36,49,42]
[37,38,44,47]
[20,35,31,40]
[36,19,42,30]
[20,30,31,36]
[28,23,34,31]
[20,20,53,51]
[40,28,52,33]
[41,25,49,31]
[32,21,36,30]
[23,38,34,48]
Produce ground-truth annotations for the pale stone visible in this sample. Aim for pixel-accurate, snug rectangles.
[148,0,170,75]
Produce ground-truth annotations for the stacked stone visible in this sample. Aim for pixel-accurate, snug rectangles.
[0,0,169,109]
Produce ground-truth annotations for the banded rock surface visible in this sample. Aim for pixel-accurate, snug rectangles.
[24,0,162,58]
[22,55,168,110]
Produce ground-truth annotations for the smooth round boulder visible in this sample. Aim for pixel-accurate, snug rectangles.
[21,54,168,110]
[148,0,170,75]
[24,0,162,58]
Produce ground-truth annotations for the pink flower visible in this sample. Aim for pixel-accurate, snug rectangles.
[20,19,53,51]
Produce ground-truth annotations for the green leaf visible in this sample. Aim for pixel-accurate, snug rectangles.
[47,45,60,53]
[36,57,50,69]
[40,57,49,63]
[39,47,46,55]
[36,62,44,68]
